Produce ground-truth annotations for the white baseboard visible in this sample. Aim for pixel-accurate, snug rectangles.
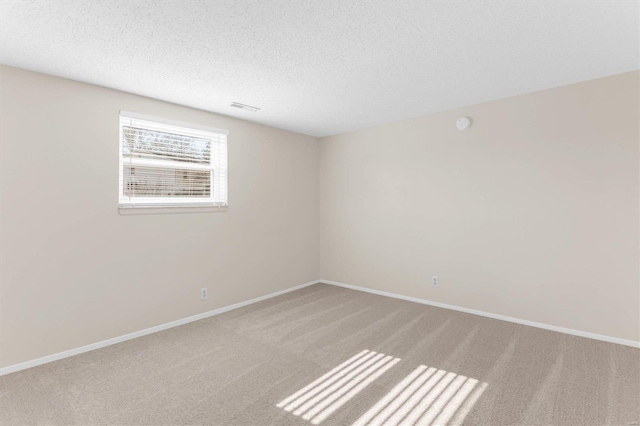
[2,277,637,376]
[0,279,321,377]
[320,279,640,349]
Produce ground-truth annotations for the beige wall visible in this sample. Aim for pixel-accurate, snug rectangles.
[319,72,640,342]
[0,65,319,368]
[1,66,637,369]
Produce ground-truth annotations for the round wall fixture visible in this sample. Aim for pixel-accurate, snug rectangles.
[456,117,471,131]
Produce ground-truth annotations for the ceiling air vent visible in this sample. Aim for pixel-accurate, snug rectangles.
[230,102,260,112]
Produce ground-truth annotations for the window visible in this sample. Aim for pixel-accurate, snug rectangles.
[118,111,228,209]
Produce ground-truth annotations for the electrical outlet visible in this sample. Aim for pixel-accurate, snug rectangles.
[431,276,439,287]
[201,288,208,300]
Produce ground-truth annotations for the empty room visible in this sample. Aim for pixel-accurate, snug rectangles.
[0,1,638,425]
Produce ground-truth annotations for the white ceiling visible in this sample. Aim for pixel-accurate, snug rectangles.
[0,1,638,137]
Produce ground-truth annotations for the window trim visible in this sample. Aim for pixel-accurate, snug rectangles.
[119,205,229,215]
[118,110,229,212]
[120,110,229,136]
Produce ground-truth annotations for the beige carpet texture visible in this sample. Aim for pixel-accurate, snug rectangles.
[1,283,639,425]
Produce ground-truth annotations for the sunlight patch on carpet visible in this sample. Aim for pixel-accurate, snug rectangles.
[352,365,488,426]
[277,350,400,424]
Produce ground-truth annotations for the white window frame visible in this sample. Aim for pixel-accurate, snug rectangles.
[118,111,228,212]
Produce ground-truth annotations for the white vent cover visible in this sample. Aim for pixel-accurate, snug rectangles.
[230,102,260,112]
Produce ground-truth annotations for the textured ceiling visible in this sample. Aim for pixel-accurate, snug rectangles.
[0,0,638,137]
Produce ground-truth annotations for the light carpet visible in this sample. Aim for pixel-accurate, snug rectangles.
[1,283,638,425]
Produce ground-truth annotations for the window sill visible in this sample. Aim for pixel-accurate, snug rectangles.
[119,205,228,215]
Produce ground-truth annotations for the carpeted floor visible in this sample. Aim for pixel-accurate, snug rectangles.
[1,283,639,425]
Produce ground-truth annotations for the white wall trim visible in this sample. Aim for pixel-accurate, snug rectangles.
[320,279,640,349]
[0,280,321,377]
[3,277,637,376]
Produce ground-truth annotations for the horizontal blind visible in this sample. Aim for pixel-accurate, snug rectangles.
[119,112,228,207]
